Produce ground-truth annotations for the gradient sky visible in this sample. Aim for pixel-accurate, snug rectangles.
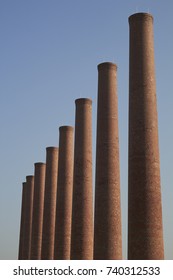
[0,0,173,260]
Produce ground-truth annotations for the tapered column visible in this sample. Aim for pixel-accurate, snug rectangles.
[54,126,74,260]
[41,147,58,259]
[94,62,122,260]
[30,162,46,259]
[18,182,27,259]
[22,176,34,259]
[128,13,164,259]
[71,98,93,260]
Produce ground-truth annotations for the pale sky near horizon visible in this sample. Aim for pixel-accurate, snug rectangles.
[0,0,173,259]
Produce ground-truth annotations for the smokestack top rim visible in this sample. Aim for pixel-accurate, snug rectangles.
[75,98,92,105]
[59,125,74,132]
[46,146,58,152]
[34,162,46,166]
[128,12,153,23]
[26,175,34,180]
[97,62,117,71]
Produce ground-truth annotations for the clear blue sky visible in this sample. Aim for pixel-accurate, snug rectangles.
[0,0,172,259]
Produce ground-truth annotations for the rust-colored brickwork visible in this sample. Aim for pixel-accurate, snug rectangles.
[54,126,74,259]
[71,98,93,260]
[30,162,46,259]
[128,13,164,260]
[18,13,165,261]
[94,62,122,260]
[22,176,34,259]
[41,147,58,259]
[18,182,27,259]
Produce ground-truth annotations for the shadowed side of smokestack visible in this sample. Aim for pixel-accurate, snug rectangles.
[128,13,164,259]
[18,182,27,259]
[54,126,74,260]
[41,147,58,260]
[94,62,122,260]
[22,176,34,259]
[30,162,46,259]
[71,98,93,260]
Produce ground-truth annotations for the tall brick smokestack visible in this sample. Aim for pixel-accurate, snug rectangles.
[22,175,34,259]
[18,182,27,259]
[41,147,58,259]
[71,98,93,260]
[30,162,46,259]
[54,126,74,260]
[128,13,164,259]
[94,62,122,260]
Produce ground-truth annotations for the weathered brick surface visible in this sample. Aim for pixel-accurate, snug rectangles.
[18,182,27,260]
[71,98,93,260]
[41,147,58,259]
[128,13,164,260]
[30,162,46,259]
[22,176,34,259]
[94,62,122,260]
[54,126,74,260]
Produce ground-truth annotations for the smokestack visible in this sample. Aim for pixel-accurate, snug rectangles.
[22,175,34,259]
[128,13,164,259]
[94,62,122,259]
[54,126,74,260]
[41,147,58,259]
[18,182,27,259]
[71,98,93,260]
[30,162,46,259]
